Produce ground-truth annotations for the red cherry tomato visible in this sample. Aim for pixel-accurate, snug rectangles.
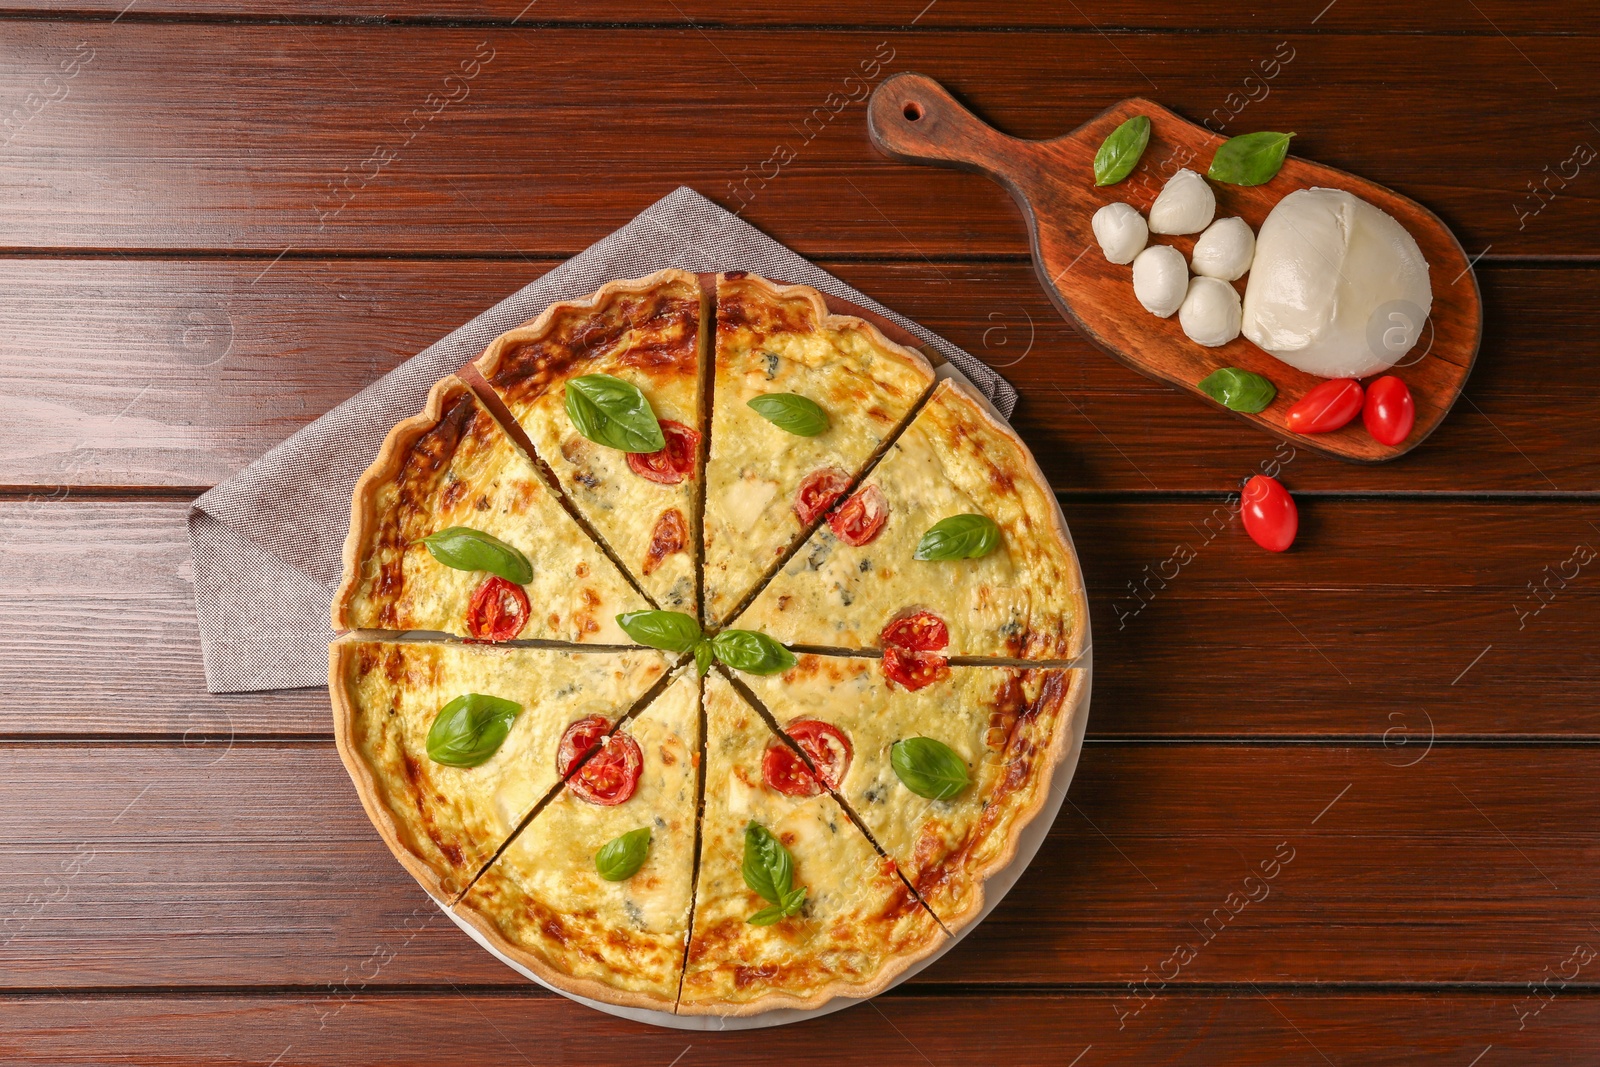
[568,732,643,806]
[762,720,853,797]
[1240,475,1298,553]
[882,646,951,691]
[762,743,819,797]
[1285,379,1364,434]
[465,576,530,642]
[881,610,949,652]
[1362,375,1415,446]
[794,467,851,524]
[627,420,700,484]
[556,714,611,777]
[828,484,888,547]
[790,720,852,789]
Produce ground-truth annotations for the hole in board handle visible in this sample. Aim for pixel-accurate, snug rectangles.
[902,101,924,121]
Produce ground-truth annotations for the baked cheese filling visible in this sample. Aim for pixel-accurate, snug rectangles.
[457,670,701,1009]
[476,271,706,615]
[702,274,934,626]
[743,655,1084,929]
[736,379,1085,660]
[332,638,669,900]
[335,377,648,643]
[676,673,945,1014]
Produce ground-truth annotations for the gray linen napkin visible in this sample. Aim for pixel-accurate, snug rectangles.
[189,186,1017,694]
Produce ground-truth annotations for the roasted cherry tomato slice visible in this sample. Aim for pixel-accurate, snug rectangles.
[1240,475,1298,553]
[465,576,530,642]
[762,743,820,797]
[556,714,612,777]
[626,420,701,485]
[762,720,854,798]
[882,646,951,692]
[568,732,643,806]
[788,720,853,791]
[1362,375,1415,446]
[880,610,949,653]
[1284,378,1364,434]
[827,484,888,547]
[794,466,851,525]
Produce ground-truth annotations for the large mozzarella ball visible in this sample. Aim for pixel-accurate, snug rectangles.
[1132,244,1189,318]
[1179,276,1243,347]
[1242,187,1433,378]
[1191,217,1256,281]
[1148,168,1216,235]
[1092,202,1148,264]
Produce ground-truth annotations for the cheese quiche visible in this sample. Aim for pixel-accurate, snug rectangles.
[742,655,1085,932]
[333,271,1090,1019]
[702,273,935,626]
[333,375,648,643]
[676,672,945,1015]
[330,637,670,900]
[474,269,706,616]
[456,670,701,1011]
[737,378,1087,661]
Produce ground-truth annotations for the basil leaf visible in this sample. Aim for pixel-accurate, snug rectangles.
[595,827,652,882]
[616,610,703,653]
[914,514,1001,561]
[425,693,523,768]
[1207,131,1294,186]
[748,886,808,926]
[1197,367,1277,413]
[711,630,797,676]
[746,901,790,927]
[741,821,794,905]
[891,737,971,800]
[692,640,714,678]
[747,393,829,437]
[564,374,665,453]
[419,527,533,584]
[1093,114,1151,187]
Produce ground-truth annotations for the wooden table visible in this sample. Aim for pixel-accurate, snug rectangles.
[3,3,1597,1063]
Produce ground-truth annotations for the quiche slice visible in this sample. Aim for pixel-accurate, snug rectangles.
[702,273,935,626]
[475,270,706,616]
[677,672,945,1016]
[330,637,670,900]
[736,379,1087,661]
[332,375,648,643]
[456,669,701,1011]
[741,655,1085,932]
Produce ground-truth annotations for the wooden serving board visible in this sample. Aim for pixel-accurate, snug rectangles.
[866,73,1483,464]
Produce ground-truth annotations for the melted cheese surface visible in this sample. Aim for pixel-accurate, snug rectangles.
[342,385,646,642]
[737,381,1083,658]
[485,275,704,614]
[677,673,943,1013]
[744,656,1081,927]
[703,276,933,625]
[461,671,701,1005]
[338,640,668,898]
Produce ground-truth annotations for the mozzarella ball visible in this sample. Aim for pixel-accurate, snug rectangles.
[1132,245,1189,318]
[1092,202,1148,265]
[1179,276,1243,347]
[1190,216,1256,281]
[1148,168,1217,235]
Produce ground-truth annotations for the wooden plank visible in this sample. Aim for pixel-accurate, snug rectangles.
[5,497,1597,737]
[2,0,1593,33]
[3,259,1596,493]
[0,27,1595,257]
[0,992,1593,1065]
[0,741,1595,989]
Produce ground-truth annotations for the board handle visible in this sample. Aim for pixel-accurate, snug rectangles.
[867,72,1042,190]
